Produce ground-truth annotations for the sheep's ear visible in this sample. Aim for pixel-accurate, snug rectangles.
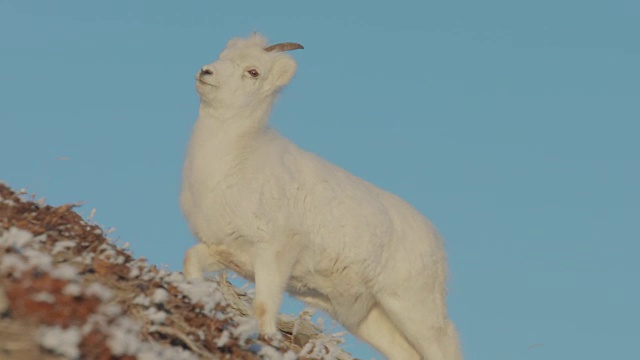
[265,56,297,92]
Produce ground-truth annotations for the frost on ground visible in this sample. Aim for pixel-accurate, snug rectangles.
[0,183,354,360]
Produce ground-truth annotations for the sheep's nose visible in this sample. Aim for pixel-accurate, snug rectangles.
[200,68,213,76]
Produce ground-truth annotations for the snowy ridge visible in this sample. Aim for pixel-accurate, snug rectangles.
[0,183,354,360]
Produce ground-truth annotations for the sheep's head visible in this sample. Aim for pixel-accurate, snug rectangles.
[196,33,303,110]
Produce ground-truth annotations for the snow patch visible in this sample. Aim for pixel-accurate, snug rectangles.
[100,303,123,318]
[32,292,56,303]
[50,263,79,280]
[133,294,151,307]
[107,317,198,360]
[216,330,230,347]
[107,317,143,356]
[0,253,29,276]
[22,248,53,272]
[52,240,77,255]
[145,307,167,324]
[63,283,83,297]
[299,338,350,360]
[232,317,258,344]
[151,288,169,304]
[0,227,34,248]
[2,199,16,206]
[85,282,113,301]
[38,325,82,358]
[171,278,225,315]
[258,345,287,359]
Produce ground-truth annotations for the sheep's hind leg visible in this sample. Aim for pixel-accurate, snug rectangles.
[379,294,463,360]
[183,243,225,280]
[352,304,421,360]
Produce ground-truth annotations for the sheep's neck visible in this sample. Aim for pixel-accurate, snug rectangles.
[197,103,271,136]
[191,103,272,166]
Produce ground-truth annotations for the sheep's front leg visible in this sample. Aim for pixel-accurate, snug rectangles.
[183,243,226,280]
[253,245,294,337]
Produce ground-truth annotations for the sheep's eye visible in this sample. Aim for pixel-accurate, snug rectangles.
[247,69,260,78]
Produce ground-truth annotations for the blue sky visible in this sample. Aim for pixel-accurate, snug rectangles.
[1,0,638,359]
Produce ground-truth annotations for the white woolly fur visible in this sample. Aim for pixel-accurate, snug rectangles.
[180,33,462,360]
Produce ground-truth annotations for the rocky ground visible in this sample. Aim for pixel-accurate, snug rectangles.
[0,183,354,360]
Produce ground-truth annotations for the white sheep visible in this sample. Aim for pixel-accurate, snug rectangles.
[180,33,463,360]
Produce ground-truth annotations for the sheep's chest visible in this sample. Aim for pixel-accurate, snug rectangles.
[181,173,259,246]
[181,157,258,247]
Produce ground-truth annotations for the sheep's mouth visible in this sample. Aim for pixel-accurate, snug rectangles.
[196,78,217,87]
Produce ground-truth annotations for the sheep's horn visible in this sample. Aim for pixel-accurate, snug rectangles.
[264,42,304,52]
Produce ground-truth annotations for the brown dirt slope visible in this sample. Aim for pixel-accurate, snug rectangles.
[0,183,353,360]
